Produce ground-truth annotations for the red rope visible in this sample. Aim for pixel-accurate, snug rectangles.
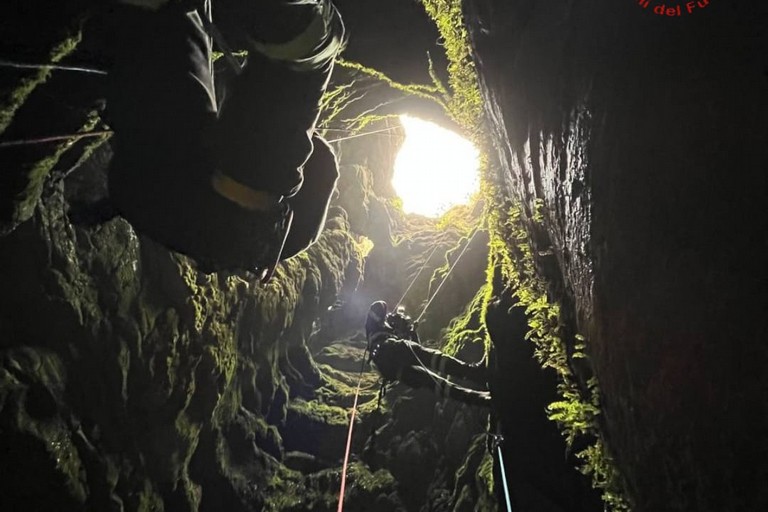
[337,373,363,512]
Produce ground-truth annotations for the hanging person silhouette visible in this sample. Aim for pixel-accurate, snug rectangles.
[365,301,492,406]
[82,0,345,277]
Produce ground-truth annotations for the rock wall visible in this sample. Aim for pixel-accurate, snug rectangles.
[466,1,768,510]
[0,127,493,512]
[0,4,498,508]
[0,161,363,510]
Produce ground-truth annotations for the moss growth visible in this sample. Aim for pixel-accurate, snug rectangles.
[7,109,103,227]
[134,482,164,512]
[347,461,396,493]
[0,349,88,504]
[336,59,446,110]
[416,0,631,508]
[477,448,495,493]
[315,343,365,370]
[495,207,630,510]
[264,462,392,511]
[315,362,380,413]
[418,0,484,137]
[288,398,348,427]
[0,32,366,504]
[442,283,490,356]
[0,30,81,135]
[450,434,498,512]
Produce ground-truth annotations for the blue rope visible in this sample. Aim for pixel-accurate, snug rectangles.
[497,445,513,512]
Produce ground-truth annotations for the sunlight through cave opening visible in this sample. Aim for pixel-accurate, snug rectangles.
[392,115,479,218]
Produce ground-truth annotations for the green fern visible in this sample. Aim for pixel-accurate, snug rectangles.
[413,1,631,509]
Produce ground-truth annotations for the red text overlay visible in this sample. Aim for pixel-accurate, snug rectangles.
[635,0,712,17]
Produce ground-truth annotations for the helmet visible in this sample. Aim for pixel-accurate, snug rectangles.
[366,301,389,337]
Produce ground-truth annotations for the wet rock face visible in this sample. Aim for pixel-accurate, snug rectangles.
[0,161,491,511]
[467,1,768,510]
[0,3,499,511]
[0,170,362,511]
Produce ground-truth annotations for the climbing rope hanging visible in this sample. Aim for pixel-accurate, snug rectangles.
[1,54,401,148]
[339,225,491,510]
[496,441,514,512]
[325,125,403,144]
[337,353,368,512]
[415,226,480,323]
[0,124,397,150]
[394,244,440,310]
[0,58,108,75]
[397,225,483,389]
[0,130,113,150]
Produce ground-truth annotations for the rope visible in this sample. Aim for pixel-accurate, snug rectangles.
[0,130,113,150]
[381,225,483,389]
[337,353,368,512]
[496,444,513,512]
[404,341,443,388]
[320,127,372,132]
[325,125,403,143]
[394,244,439,310]
[0,124,371,149]
[415,227,480,323]
[0,124,360,150]
[322,127,401,134]
[0,58,108,75]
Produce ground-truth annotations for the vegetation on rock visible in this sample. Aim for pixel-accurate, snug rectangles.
[417,0,630,509]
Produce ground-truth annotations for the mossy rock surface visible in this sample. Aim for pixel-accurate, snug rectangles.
[0,3,502,511]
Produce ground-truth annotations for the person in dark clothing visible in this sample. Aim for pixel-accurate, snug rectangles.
[386,305,420,343]
[365,301,491,406]
[100,0,344,275]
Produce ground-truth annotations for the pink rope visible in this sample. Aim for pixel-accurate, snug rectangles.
[337,375,363,512]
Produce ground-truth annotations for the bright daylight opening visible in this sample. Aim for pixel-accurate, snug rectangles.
[392,115,480,218]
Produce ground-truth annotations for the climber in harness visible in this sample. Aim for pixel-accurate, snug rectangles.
[387,304,420,343]
[92,0,345,277]
[365,301,491,406]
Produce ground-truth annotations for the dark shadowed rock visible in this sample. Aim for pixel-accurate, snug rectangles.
[467,1,768,510]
